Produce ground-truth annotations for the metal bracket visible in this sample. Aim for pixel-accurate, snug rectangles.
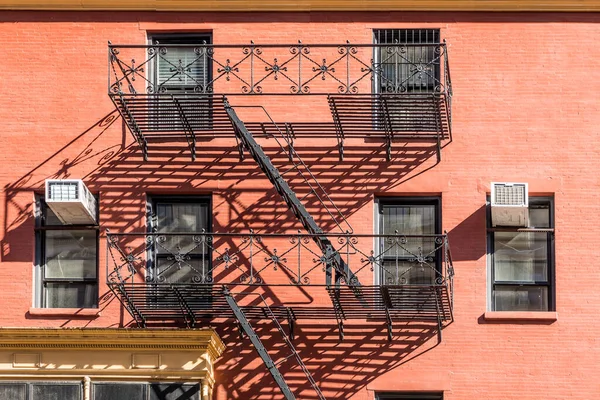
[380,97,394,162]
[287,308,295,342]
[433,286,443,344]
[327,96,345,161]
[117,94,148,161]
[172,96,197,161]
[381,286,394,341]
[173,286,197,328]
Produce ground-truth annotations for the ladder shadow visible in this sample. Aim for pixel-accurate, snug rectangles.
[214,319,440,400]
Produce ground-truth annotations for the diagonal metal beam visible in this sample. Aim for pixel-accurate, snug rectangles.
[223,97,361,289]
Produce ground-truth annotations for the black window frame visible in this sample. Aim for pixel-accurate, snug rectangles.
[376,392,443,400]
[148,32,213,94]
[487,196,555,312]
[34,195,99,309]
[376,197,442,286]
[146,195,212,284]
[373,29,442,95]
[92,381,201,400]
[147,33,214,133]
[0,381,83,400]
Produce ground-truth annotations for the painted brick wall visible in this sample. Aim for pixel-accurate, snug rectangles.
[0,11,599,400]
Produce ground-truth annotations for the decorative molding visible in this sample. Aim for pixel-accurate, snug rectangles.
[0,328,225,361]
[0,0,598,12]
[132,353,161,369]
[13,353,41,368]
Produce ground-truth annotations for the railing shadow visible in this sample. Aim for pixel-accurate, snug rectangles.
[213,320,441,399]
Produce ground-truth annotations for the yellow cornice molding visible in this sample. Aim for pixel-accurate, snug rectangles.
[0,328,225,360]
[0,0,599,12]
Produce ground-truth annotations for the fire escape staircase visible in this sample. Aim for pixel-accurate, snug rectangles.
[224,289,326,400]
[224,99,360,288]
[106,40,455,400]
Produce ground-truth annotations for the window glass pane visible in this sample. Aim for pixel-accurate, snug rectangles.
[32,383,81,400]
[494,286,548,311]
[44,205,65,226]
[158,47,206,89]
[46,283,97,308]
[382,205,435,235]
[529,203,550,228]
[93,383,146,400]
[381,204,436,257]
[150,383,200,400]
[0,384,26,400]
[156,202,209,255]
[493,232,548,282]
[45,230,97,279]
[155,257,210,284]
[374,29,440,93]
[381,260,436,285]
[153,36,210,93]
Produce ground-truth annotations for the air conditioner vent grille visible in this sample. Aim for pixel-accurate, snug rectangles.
[493,183,527,206]
[47,181,79,201]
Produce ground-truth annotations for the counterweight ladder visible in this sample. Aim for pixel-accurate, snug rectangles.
[223,289,327,400]
[223,98,360,287]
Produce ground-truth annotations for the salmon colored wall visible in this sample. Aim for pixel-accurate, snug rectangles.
[0,11,599,400]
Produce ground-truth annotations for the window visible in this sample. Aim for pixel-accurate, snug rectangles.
[148,196,211,284]
[0,382,200,400]
[377,198,441,285]
[0,382,82,400]
[149,34,211,94]
[373,29,441,94]
[148,33,213,132]
[93,382,201,400]
[35,196,98,308]
[377,392,443,400]
[488,197,554,311]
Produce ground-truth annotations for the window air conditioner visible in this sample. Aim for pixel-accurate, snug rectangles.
[45,179,97,225]
[490,182,528,227]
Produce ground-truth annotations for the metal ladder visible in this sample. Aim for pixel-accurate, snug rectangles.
[223,288,327,400]
[223,98,360,287]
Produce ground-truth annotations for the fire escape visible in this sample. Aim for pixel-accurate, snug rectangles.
[107,39,454,400]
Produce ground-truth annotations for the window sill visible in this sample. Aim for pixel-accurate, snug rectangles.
[484,311,558,322]
[28,308,101,318]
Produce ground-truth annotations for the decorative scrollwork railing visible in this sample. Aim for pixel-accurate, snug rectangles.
[106,231,454,292]
[108,41,451,97]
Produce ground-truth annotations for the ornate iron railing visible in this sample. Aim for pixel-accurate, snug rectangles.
[106,231,454,290]
[108,42,451,98]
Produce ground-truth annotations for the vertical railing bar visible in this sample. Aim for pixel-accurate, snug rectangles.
[296,41,301,94]
[250,41,255,93]
[297,230,302,284]
[249,230,254,282]
[345,41,350,94]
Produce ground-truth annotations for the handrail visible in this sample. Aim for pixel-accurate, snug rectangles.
[108,41,451,97]
[106,231,454,288]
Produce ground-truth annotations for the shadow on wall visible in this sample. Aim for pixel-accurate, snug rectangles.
[212,320,441,400]
[447,204,487,262]
[1,109,445,397]
[1,108,442,259]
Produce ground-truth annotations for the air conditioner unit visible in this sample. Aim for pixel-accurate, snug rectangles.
[45,179,97,225]
[490,182,529,227]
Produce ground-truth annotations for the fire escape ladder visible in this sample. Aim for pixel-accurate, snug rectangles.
[110,283,146,328]
[223,289,327,400]
[223,98,361,289]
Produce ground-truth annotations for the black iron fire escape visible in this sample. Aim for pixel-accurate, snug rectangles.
[106,39,455,400]
[224,99,360,289]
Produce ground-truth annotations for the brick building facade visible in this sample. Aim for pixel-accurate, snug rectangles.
[0,2,599,399]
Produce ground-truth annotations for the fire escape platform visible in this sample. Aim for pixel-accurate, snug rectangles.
[111,93,450,160]
[109,283,452,327]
